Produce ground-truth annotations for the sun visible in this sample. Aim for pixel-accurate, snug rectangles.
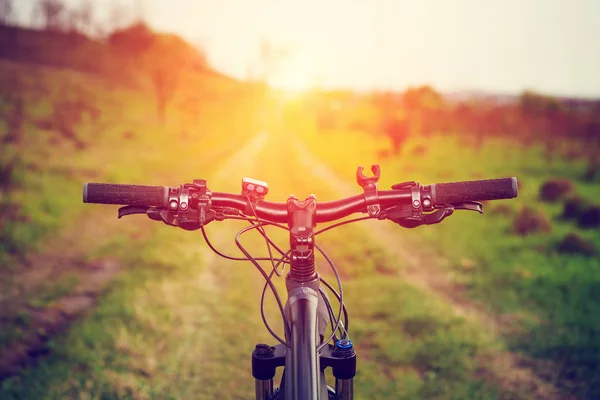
[268,69,311,92]
[266,54,315,93]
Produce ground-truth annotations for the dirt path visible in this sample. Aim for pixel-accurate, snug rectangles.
[0,131,270,382]
[293,138,565,400]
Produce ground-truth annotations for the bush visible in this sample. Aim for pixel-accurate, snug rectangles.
[562,196,588,220]
[577,205,600,229]
[488,203,513,216]
[539,178,574,202]
[584,159,599,182]
[108,22,155,56]
[557,233,597,257]
[512,207,552,236]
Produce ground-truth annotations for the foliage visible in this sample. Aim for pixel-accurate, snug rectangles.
[512,206,552,236]
[518,89,563,116]
[556,233,597,256]
[107,23,207,123]
[107,21,154,56]
[577,205,600,229]
[562,196,588,220]
[539,178,574,202]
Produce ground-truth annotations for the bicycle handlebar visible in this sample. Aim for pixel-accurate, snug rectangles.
[431,177,518,204]
[83,183,169,207]
[83,176,517,224]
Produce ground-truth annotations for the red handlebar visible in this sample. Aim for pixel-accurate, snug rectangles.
[83,176,517,225]
[210,191,413,224]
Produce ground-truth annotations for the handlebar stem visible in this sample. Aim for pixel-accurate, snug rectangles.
[287,194,318,282]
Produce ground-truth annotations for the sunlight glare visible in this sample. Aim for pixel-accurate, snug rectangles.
[266,53,315,93]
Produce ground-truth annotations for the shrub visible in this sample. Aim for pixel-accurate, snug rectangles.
[488,203,513,216]
[557,233,596,257]
[562,196,588,220]
[577,205,600,229]
[539,178,574,202]
[108,22,155,56]
[584,159,599,182]
[512,207,552,236]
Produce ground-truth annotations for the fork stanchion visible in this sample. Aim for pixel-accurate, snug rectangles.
[252,343,286,400]
[254,379,273,400]
[335,378,354,400]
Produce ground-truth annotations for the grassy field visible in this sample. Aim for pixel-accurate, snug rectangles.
[1,43,599,400]
[291,96,600,398]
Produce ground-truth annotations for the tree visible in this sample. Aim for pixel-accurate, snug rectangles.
[402,85,445,111]
[109,1,130,31]
[108,22,205,123]
[402,85,445,136]
[0,0,12,25]
[144,34,203,123]
[35,0,66,31]
[78,0,94,34]
[382,118,409,154]
[108,21,154,54]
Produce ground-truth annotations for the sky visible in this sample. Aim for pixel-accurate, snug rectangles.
[10,0,600,97]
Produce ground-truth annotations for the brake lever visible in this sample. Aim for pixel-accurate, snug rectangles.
[450,201,483,214]
[146,207,223,230]
[147,208,178,227]
[118,206,150,219]
[384,205,455,228]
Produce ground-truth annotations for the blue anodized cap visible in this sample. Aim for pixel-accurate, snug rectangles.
[335,339,353,350]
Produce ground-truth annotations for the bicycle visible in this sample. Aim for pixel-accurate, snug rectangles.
[82,164,518,400]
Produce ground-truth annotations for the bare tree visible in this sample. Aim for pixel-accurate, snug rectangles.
[259,40,290,84]
[33,0,66,31]
[109,1,129,31]
[78,0,94,34]
[134,0,146,21]
[144,34,197,123]
[0,0,12,25]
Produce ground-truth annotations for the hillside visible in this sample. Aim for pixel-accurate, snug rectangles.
[0,24,236,87]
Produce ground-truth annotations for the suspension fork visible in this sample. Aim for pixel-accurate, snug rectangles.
[253,194,355,399]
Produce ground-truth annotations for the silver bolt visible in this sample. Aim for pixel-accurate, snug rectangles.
[413,200,421,208]
[169,200,178,210]
[180,202,188,210]
[423,199,431,207]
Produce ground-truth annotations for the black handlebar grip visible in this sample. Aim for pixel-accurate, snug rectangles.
[83,183,169,207]
[431,177,518,204]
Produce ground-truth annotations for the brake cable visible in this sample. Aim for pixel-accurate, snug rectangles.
[236,223,291,345]
[315,243,344,352]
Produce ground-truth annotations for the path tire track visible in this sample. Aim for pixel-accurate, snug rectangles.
[0,132,269,383]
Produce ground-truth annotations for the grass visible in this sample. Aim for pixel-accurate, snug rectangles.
[296,104,600,398]
[2,132,516,399]
[2,45,598,399]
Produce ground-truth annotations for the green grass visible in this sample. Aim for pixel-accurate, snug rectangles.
[2,128,520,400]
[2,51,597,399]
[27,274,80,309]
[297,115,600,398]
